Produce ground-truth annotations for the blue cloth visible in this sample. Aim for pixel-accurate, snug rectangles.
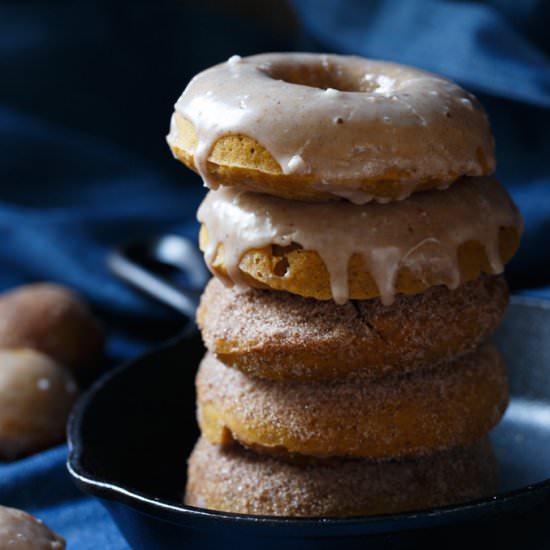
[0,446,127,549]
[0,1,549,548]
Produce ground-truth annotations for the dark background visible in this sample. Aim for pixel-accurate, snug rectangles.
[0,1,549,547]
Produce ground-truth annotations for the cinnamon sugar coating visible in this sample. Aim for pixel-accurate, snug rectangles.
[198,275,508,381]
[196,344,508,460]
[185,436,498,517]
[198,179,521,304]
[0,283,104,374]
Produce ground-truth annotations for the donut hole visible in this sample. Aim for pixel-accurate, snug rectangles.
[262,60,389,93]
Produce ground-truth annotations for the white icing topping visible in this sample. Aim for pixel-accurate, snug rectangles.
[287,154,309,174]
[197,177,521,305]
[227,55,242,65]
[168,53,495,200]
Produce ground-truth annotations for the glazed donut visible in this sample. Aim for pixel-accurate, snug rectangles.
[168,53,495,203]
[197,275,508,382]
[196,344,508,460]
[198,177,521,304]
[0,349,78,460]
[0,505,65,549]
[185,437,497,517]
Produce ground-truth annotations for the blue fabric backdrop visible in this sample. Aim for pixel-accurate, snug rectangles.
[0,1,549,548]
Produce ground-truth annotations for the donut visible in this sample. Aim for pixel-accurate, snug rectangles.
[197,177,521,304]
[0,349,78,460]
[196,344,508,460]
[0,505,65,549]
[167,53,495,203]
[197,275,508,381]
[185,436,497,517]
[0,283,104,375]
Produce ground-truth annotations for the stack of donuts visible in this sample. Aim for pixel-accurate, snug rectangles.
[167,53,523,517]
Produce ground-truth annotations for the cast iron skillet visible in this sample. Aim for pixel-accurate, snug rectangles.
[68,236,550,550]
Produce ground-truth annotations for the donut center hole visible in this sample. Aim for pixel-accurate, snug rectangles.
[263,61,392,93]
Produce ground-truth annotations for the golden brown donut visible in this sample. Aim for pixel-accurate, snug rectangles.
[0,505,65,549]
[186,436,497,517]
[198,178,522,304]
[0,283,104,375]
[0,349,78,460]
[196,344,508,460]
[198,275,508,381]
[168,53,495,202]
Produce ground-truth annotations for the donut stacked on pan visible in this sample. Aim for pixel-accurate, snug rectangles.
[167,53,523,517]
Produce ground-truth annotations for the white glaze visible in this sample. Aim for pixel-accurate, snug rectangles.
[169,53,494,202]
[197,177,521,305]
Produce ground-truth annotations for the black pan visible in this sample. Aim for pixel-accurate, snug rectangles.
[67,235,550,549]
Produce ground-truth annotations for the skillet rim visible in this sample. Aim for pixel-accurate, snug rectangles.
[66,295,550,536]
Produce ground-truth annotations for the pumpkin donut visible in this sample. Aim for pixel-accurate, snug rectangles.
[197,177,521,304]
[168,53,495,203]
[197,275,508,382]
[185,436,497,517]
[196,344,508,460]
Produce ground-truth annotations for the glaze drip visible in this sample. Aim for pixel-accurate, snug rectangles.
[197,177,522,305]
[169,53,495,201]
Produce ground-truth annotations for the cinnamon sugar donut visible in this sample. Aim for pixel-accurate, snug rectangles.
[197,275,508,381]
[168,53,495,203]
[0,283,104,375]
[198,177,521,304]
[196,344,508,460]
[185,437,497,517]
